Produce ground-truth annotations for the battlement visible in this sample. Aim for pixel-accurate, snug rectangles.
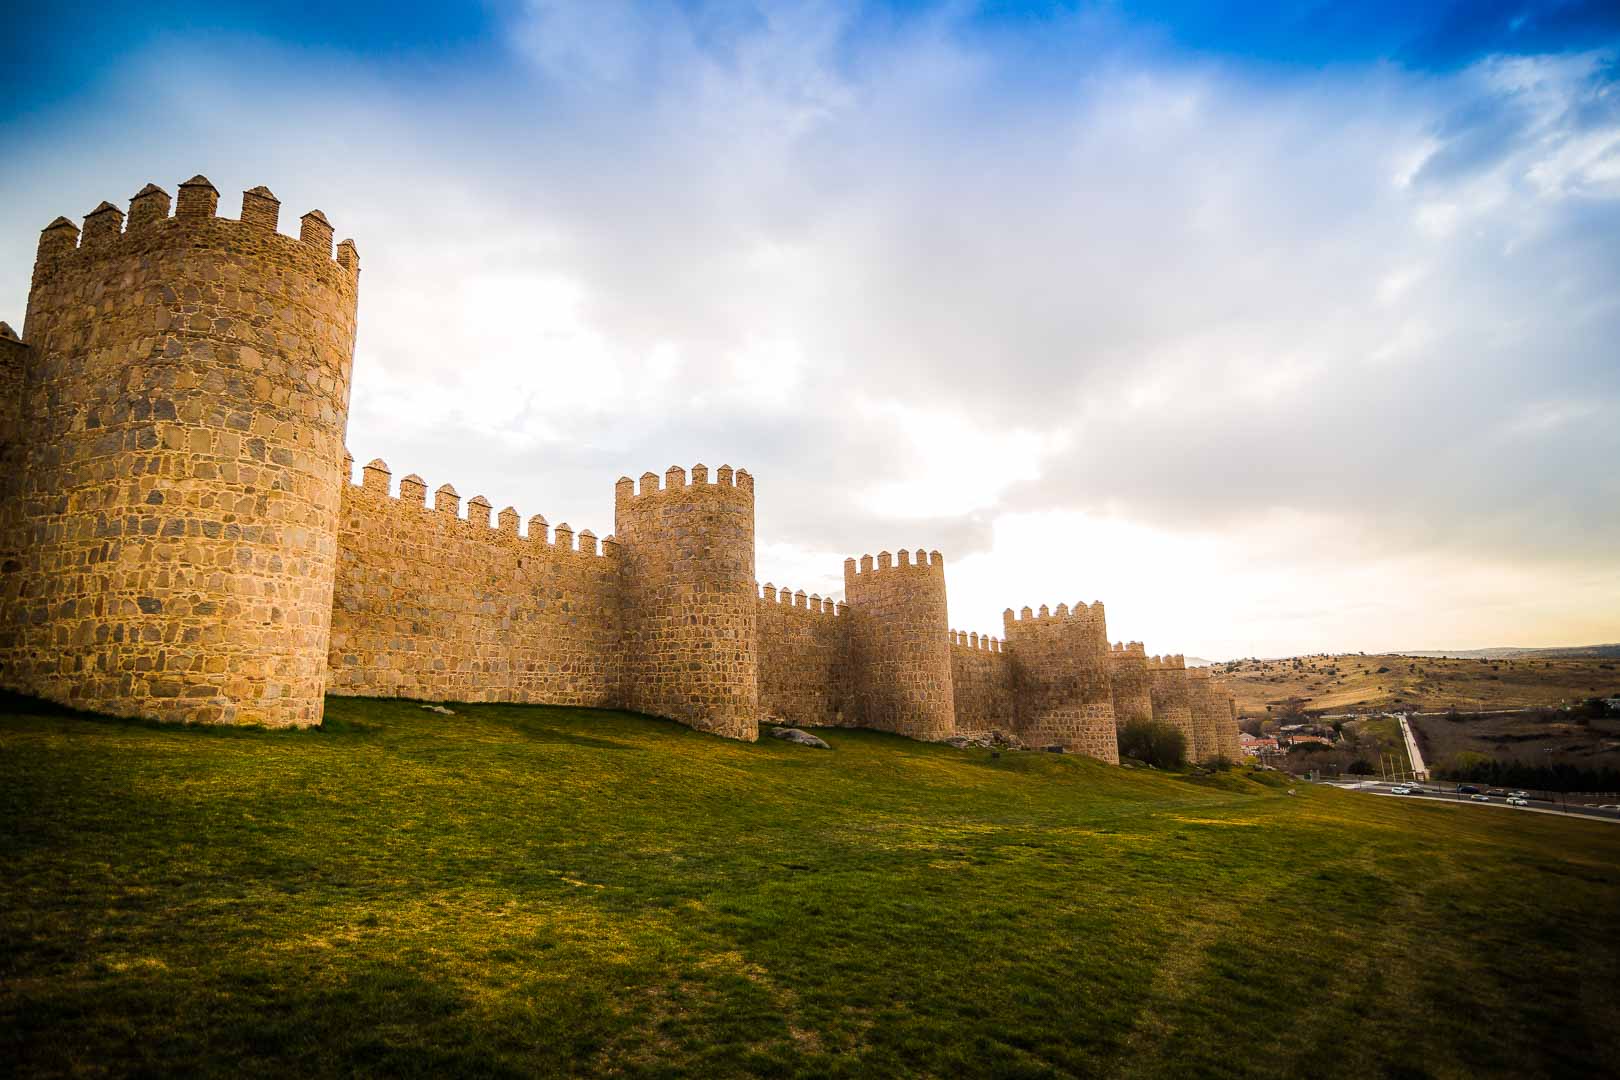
[1002,600,1106,633]
[1146,654,1187,670]
[616,463,753,507]
[841,548,945,585]
[949,630,1004,654]
[345,453,615,559]
[1109,641,1147,658]
[758,584,842,616]
[31,176,359,282]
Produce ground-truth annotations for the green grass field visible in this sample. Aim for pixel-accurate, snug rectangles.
[4,694,1618,1078]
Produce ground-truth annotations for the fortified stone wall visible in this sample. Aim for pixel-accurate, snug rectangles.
[948,630,1013,733]
[0,170,1242,757]
[843,550,955,741]
[1003,603,1119,763]
[756,585,849,728]
[1147,655,1197,757]
[615,466,759,741]
[327,458,622,706]
[1107,641,1154,728]
[0,177,358,727]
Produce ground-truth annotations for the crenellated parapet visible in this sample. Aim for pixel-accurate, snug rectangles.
[949,629,1005,654]
[842,548,954,740]
[758,584,842,617]
[2,175,360,727]
[343,456,616,562]
[615,464,759,741]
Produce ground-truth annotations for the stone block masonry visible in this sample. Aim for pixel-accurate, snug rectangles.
[0,170,1244,764]
[0,177,357,727]
[327,457,621,707]
[844,550,955,741]
[1003,603,1119,762]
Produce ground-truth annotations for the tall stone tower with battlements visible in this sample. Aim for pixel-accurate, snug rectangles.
[842,550,955,741]
[615,465,759,741]
[1,169,1245,761]
[1003,602,1119,762]
[0,176,359,727]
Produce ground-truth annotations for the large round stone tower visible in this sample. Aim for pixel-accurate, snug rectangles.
[1,176,359,727]
[614,464,759,741]
[1003,601,1119,762]
[843,549,955,741]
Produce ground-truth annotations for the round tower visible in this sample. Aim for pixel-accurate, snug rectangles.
[1108,641,1154,728]
[614,464,759,741]
[1003,601,1119,762]
[842,549,955,741]
[1186,667,1233,764]
[3,176,359,727]
[1147,655,1197,759]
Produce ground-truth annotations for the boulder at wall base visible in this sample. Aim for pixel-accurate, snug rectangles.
[768,726,831,749]
[942,730,1026,750]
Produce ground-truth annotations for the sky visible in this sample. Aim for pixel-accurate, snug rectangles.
[2,1,1617,659]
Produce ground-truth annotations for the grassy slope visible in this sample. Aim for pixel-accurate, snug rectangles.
[1216,653,1620,716]
[3,695,1618,1079]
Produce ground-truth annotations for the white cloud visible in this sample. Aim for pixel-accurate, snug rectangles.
[0,7,1616,656]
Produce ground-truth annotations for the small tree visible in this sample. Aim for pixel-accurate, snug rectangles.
[1118,719,1188,769]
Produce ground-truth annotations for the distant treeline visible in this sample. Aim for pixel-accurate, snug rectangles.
[1435,758,1620,794]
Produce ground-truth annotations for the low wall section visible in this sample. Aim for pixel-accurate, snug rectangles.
[756,585,849,727]
[949,630,1013,733]
[326,458,622,706]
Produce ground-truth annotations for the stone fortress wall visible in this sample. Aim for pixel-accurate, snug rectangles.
[327,457,622,707]
[0,173,1243,764]
[948,632,1013,734]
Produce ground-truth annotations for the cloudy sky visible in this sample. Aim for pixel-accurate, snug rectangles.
[4,1,1618,658]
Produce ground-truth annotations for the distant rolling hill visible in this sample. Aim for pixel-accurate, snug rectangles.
[1400,644,1620,661]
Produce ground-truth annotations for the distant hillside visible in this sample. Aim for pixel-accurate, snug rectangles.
[1401,644,1620,661]
[1184,656,1218,667]
[1213,652,1620,716]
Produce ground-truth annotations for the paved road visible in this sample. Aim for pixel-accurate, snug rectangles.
[1332,780,1620,825]
[1396,714,1428,780]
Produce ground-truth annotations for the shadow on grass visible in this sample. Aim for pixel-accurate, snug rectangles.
[0,690,302,739]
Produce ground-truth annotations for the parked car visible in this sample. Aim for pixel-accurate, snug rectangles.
[1508,790,1528,798]
[1407,785,1425,793]
[1506,796,1529,806]
[1458,785,1480,794]
[1470,793,1490,802]
[1391,786,1410,795]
